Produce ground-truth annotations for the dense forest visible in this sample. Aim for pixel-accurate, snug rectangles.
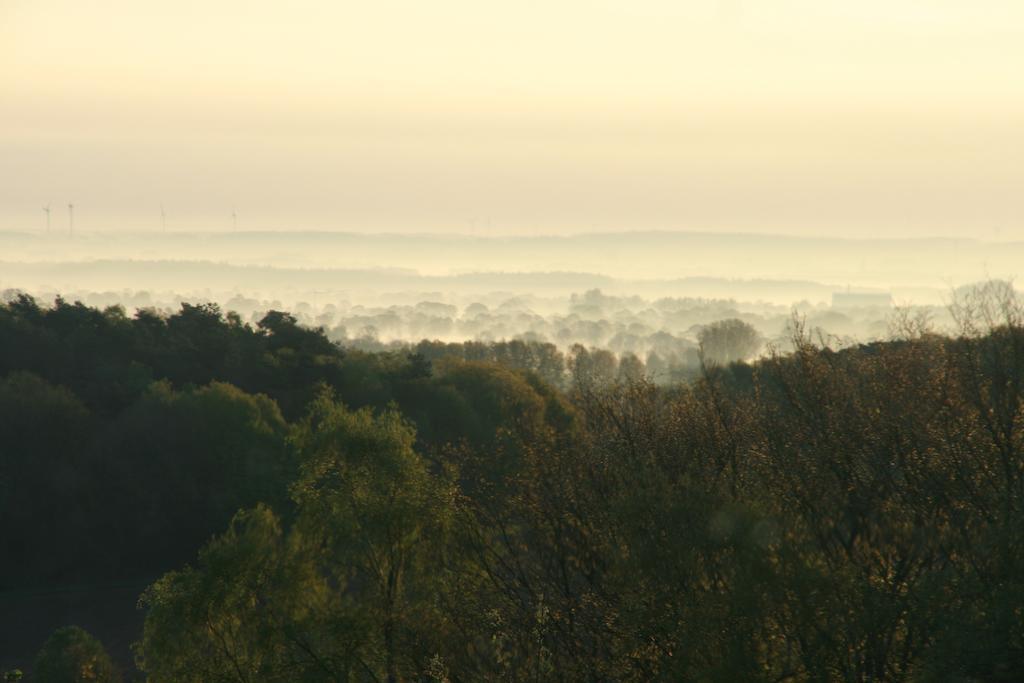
[2,285,1024,681]
[4,282,905,373]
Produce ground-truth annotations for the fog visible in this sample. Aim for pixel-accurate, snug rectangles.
[5,0,1020,344]
[2,228,1008,364]
[6,2,1024,237]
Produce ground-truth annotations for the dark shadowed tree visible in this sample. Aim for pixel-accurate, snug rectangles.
[33,626,120,683]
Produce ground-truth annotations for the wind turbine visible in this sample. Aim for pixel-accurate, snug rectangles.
[232,207,238,231]
[43,205,51,233]
[68,203,74,236]
[161,204,167,231]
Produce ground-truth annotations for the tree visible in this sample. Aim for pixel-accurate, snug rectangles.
[0,372,92,586]
[33,626,120,683]
[568,345,618,390]
[101,381,290,574]
[138,506,305,682]
[258,310,336,356]
[617,352,645,383]
[139,390,457,682]
[289,392,457,682]
[697,318,762,365]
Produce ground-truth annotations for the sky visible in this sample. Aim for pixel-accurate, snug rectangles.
[2,0,1022,237]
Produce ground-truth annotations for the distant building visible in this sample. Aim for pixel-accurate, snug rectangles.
[832,291,893,309]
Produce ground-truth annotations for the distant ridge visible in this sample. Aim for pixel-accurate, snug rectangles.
[0,227,1012,245]
[0,258,848,305]
[0,229,1018,301]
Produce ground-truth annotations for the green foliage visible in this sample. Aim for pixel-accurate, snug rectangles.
[101,381,291,572]
[7,295,1024,680]
[414,339,567,388]
[139,391,457,682]
[33,626,120,683]
[0,297,576,593]
[289,391,456,680]
[131,323,1024,678]
[0,373,290,587]
[0,372,92,585]
[0,294,346,419]
[139,506,305,682]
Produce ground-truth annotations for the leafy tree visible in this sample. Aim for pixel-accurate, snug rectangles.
[568,344,618,390]
[100,381,290,574]
[697,318,762,365]
[138,506,305,682]
[617,351,645,383]
[258,310,336,356]
[289,391,456,681]
[33,626,120,683]
[0,372,92,586]
[140,390,456,682]
[8,294,1024,680]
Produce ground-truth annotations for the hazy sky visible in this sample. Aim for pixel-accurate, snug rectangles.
[2,1,1022,236]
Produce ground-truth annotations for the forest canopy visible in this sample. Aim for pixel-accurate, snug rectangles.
[2,291,1024,681]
